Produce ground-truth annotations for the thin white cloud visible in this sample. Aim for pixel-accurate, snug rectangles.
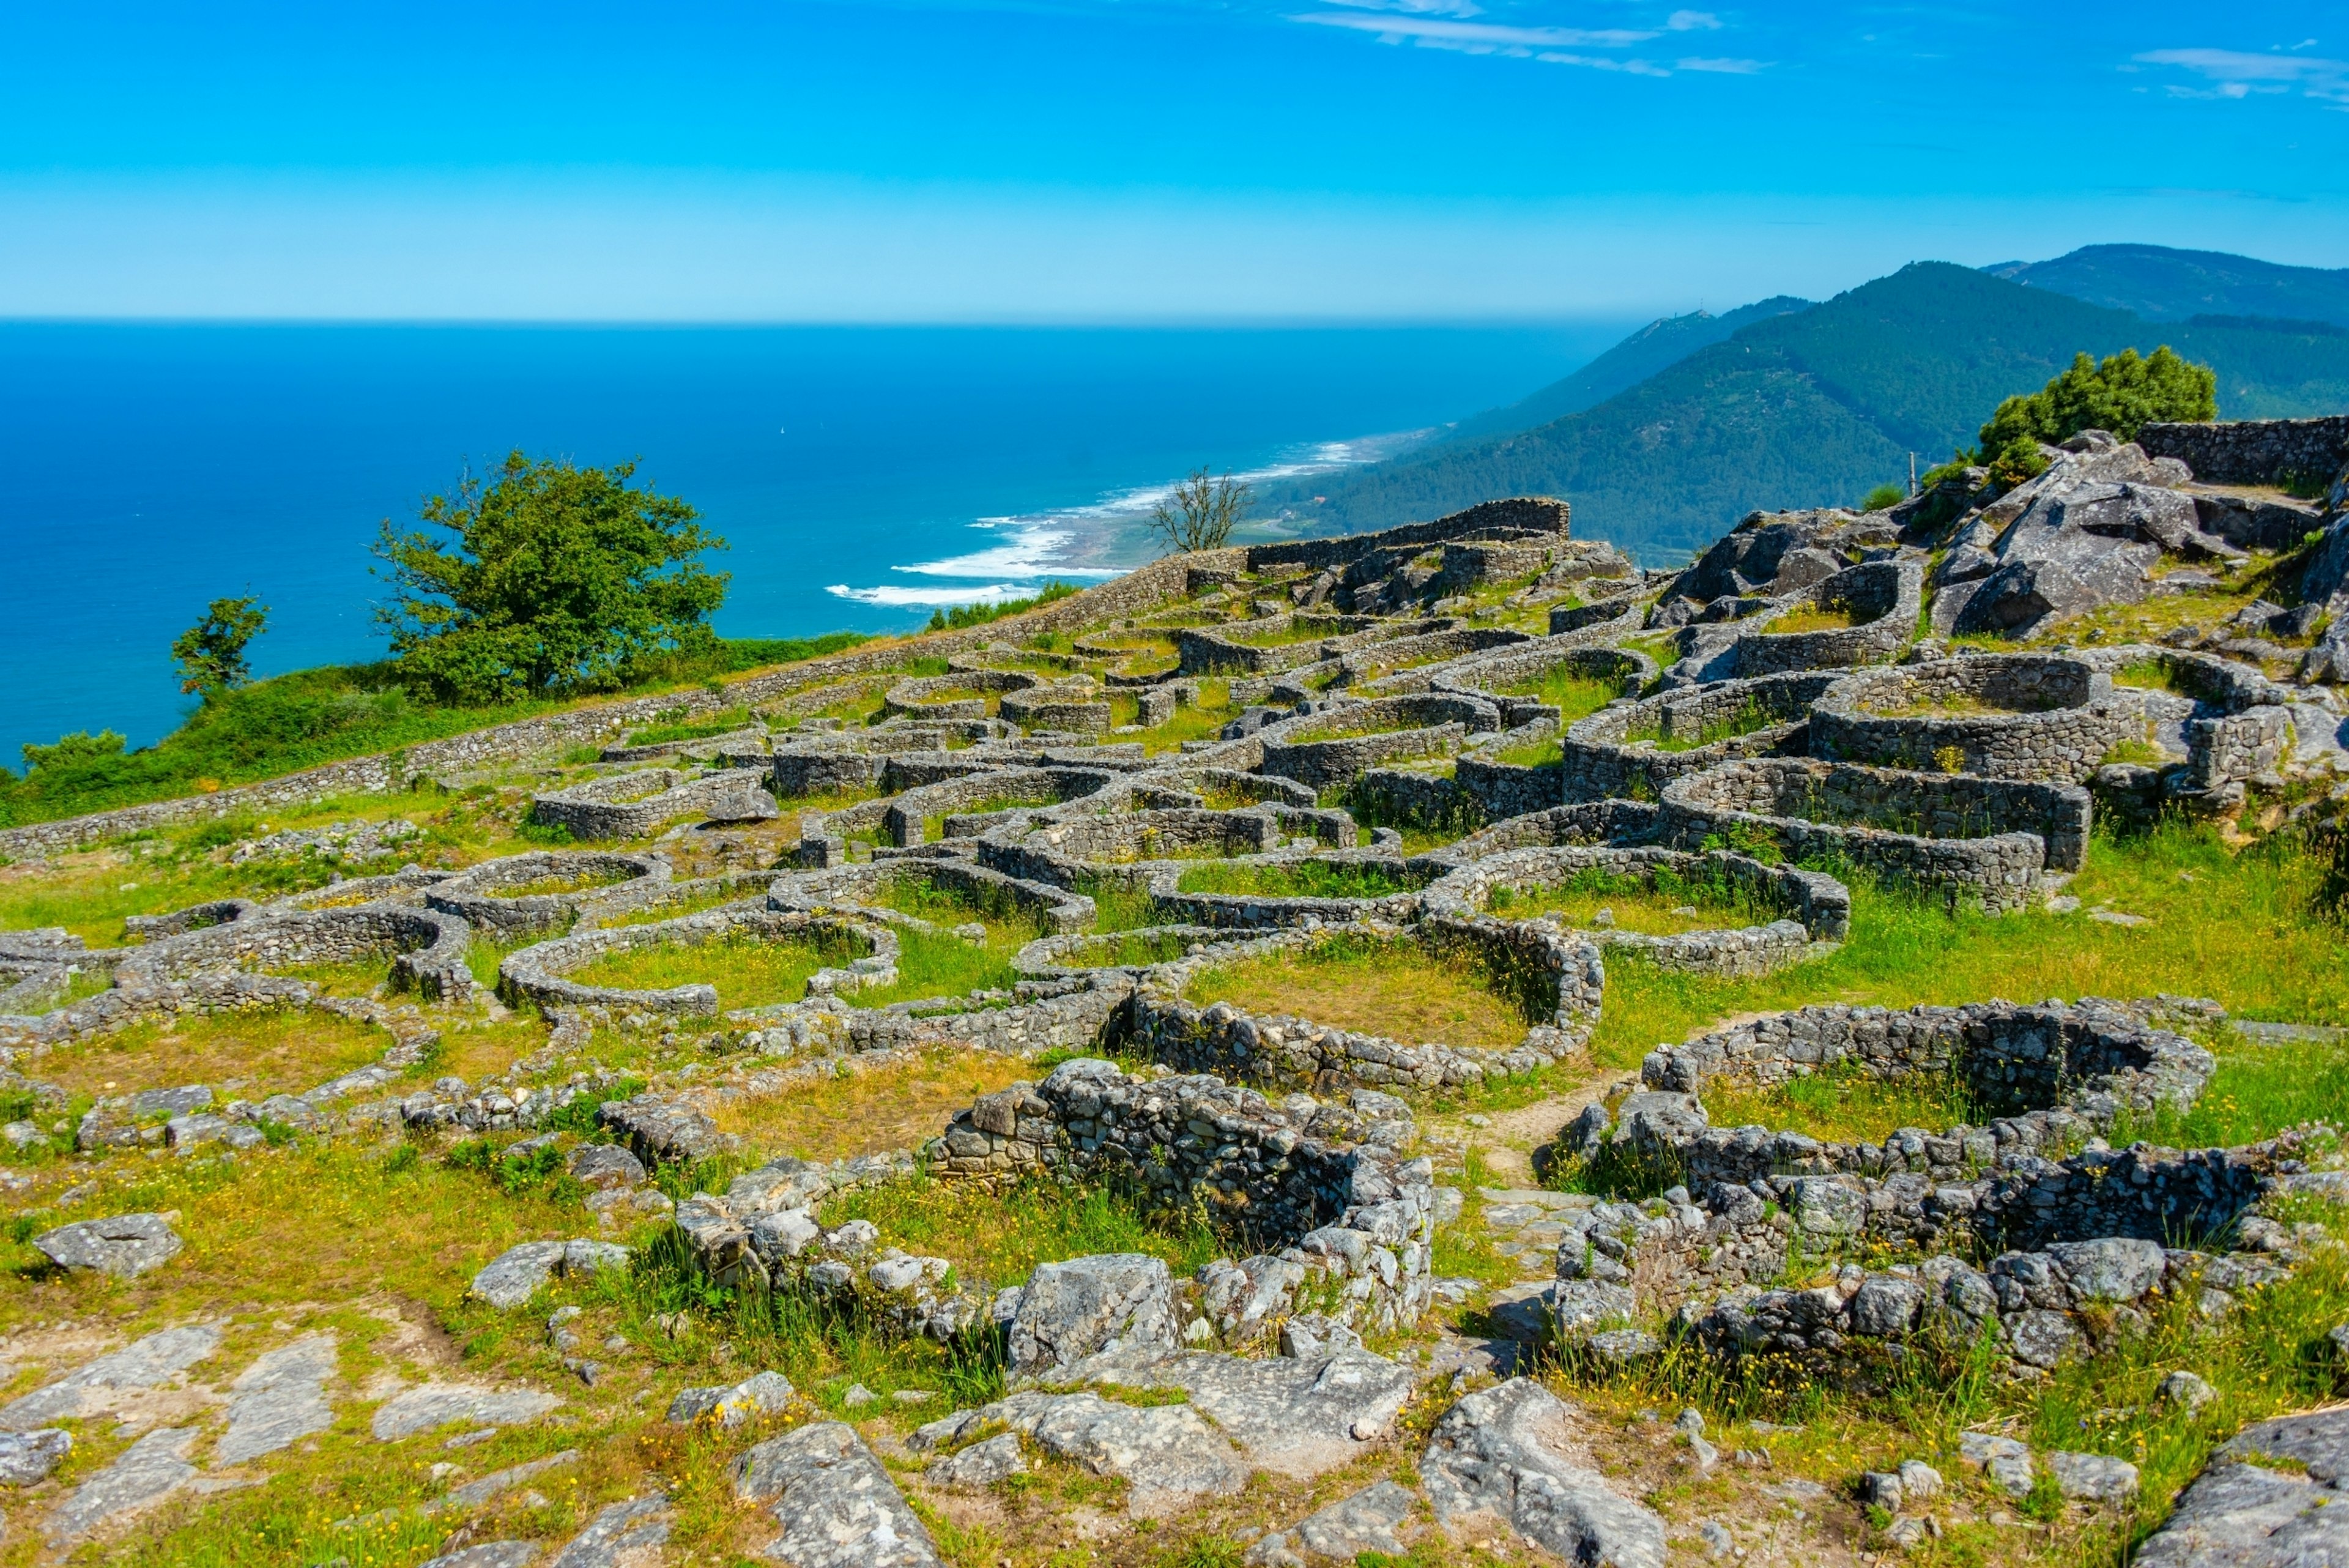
[1665,10,1722,31]
[1318,0,1485,16]
[1675,54,1766,72]
[1290,13,1657,50]
[1534,49,1668,74]
[2135,46,2349,105]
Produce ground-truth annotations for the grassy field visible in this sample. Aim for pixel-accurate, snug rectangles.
[32,1009,398,1102]
[1186,934,1532,1049]
[1171,860,1411,899]
[1584,820,2349,1145]
[566,932,848,1009]
[1486,864,1781,935]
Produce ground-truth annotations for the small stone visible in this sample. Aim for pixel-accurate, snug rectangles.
[842,1383,875,1409]
[2089,907,2147,927]
[1859,1471,1903,1511]
[1673,1408,1705,1438]
[892,1390,935,1406]
[2047,1450,2139,1504]
[926,1432,1025,1489]
[1896,1460,1942,1501]
[1687,1435,1718,1474]
[2157,1370,2216,1411]
[2046,895,2082,913]
[0,1429,71,1485]
[1959,1431,2035,1498]
[1699,1519,1733,1558]
[371,1384,562,1442]
[1291,1479,1416,1558]
[1887,1516,1931,1551]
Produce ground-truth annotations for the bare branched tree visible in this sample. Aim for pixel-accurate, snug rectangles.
[1148,467,1251,555]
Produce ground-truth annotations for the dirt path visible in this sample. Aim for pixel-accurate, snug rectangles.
[1427,1068,1641,1187]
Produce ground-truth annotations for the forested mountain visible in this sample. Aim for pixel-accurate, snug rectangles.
[1991,243,2349,328]
[1439,296,1812,444]
[1260,261,2349,562]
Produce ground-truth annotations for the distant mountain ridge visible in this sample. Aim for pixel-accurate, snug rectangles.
[1260,252,2349,563]
[1989,243,2349,328]
[1439,295,1813,444]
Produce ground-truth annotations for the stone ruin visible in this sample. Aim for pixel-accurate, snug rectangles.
[10,451,2349,1562]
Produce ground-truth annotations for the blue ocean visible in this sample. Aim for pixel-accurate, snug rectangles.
[0,322,1624,764]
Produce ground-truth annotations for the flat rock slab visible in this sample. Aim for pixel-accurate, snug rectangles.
[215,1334,337,1466]
[373,1383,562,1442]
[926,1432,1025,1488]
[546,1492,670,1568]
[1294,1479,1418,1557]
[33,1213,184,1279]
[1421,1378,1665,1568]
[915,1390,1249,1518]
[445,1450,581,1510]
[1068,1347,1415,1478]
[736,1421,940,1567]
[2137,1406,2349,1567]
[422,1545,543,1568]
[47,1426,197,1541]
[470,1240,633,1310]
[667,1370,795,1427]
[0,1324,221,1430]
[0,1428,72,1485]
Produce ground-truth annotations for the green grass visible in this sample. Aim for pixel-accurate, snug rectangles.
[623,705,754,747]
[1186,932,1535,1049]
[1494,669,1625,724]
[1579,1194,2349,1568]
[823,1173,1223,1294]
[1172,860,1411,899]
[1487,736,1562,768]
[1082,878,1163,933]
[848,924,1023,1008]
[0,634,866,828]
[1584,824,2349,1143]
[1486,864,1780,935]
[567,931,855,1008]
[1622,699,1779,752]
[1701,1061,1981,1145]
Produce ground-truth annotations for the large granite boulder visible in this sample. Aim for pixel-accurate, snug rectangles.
[735,1420,940,1567]
[1420,1378,1665,1568]
[1006,1254,1179,1378]
[2136,1406,2349,1566]
[1061,1345,1416,1477]
[34,1213,182,1278]
[914,1391,1247,1517]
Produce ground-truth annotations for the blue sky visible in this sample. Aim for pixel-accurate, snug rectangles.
[1,0,2342,319]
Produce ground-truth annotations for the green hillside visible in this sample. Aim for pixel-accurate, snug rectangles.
[1269,262,2349,562]
[1991,243,2349,328]
[1441,295,1811,444]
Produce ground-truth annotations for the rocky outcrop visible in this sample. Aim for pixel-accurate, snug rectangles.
[1420,1379,1665,1567]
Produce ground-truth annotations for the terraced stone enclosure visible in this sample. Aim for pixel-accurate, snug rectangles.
[10,475,2349,1568]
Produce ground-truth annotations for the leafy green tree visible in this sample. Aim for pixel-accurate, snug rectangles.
[170,595,269,699]
[21,730,126,775]
[1148,468,1251,555]
[373,453,729,703]
[1974,346,2217,488]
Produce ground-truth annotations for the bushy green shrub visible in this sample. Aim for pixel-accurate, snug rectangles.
[922,581,1080,633]
[1977,345,2217,463]
[1859,483,1907,511]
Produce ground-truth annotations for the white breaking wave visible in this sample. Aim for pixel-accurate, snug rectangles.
[826,582,1033,608]
[825,428,1432,610]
